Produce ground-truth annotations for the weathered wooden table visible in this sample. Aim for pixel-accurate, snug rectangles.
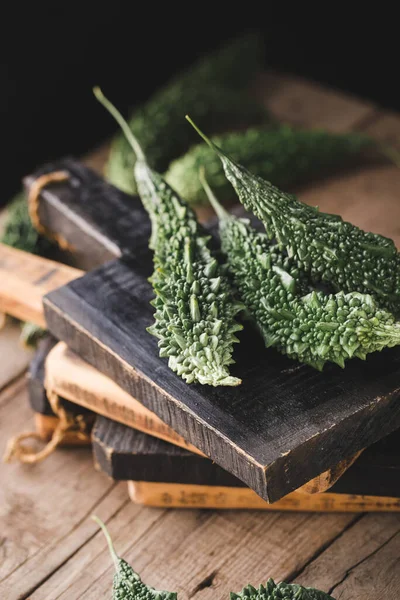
[1,71,400,599]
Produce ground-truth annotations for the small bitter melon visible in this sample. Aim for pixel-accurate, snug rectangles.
[166,125,374,205]
[106,32,268,195]
[93,516,177,600]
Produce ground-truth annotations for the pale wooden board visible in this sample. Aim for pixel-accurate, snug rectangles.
[128,481,400,512]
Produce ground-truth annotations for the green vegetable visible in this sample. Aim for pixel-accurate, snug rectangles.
[20,322,47,348]
[201,173,400,370]
[106,32,267,195]
[188,117,400,316]
[166,125,374,205]
[1,191,56,257]
[93,516,177,600]
[231,580,335,600]
[95,88,243,386]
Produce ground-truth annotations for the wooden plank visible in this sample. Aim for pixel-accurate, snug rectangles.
[256,70,376,131]
[329,529,400,599]
[44,254,400,503]
[26,339,364,495]
[0,243,83,326]
[295,513,400,597]
[128,481,400,513]
[0,377,129,599]
[93,417,241,486]
[35,406,397,500]
[44,342,202,454]
[34,413,92,445]
[0,319,33,390]
[29,498,355,600]
[23,158,151,270]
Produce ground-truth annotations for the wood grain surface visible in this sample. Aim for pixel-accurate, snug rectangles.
[45,342,202,454]
[0,243,83,326]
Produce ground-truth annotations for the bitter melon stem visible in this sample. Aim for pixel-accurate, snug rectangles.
[92,515,119,570]
[198,167,229,220]
[185,115,219,153]
[93,87,145,162]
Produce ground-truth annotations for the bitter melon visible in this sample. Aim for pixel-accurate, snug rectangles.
[231,580,334,600]
[93,516,177,600]
[1,190,56,256]
[165,125,374,206]
[106,32,267,195]
[201,173,400,370]
[96,88,243,386]
[188,117,400,317]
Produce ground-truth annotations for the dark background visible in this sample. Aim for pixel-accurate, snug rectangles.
[1,8,397,202]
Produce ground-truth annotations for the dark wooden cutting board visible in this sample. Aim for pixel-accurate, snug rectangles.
[24,160,400,502]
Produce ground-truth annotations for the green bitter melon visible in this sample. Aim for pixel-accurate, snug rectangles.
[166,125,374,205]
[95,88,243,386]
[188,117,400,317]
[93,516,177,600]
[106,32,267,195]
[201,172,400,370]
[231,580,334,600]
[1,190,56,257]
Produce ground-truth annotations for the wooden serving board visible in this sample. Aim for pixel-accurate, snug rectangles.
[29,333,357,494]
[93,416,400,498]
[27,331,400,510]
[17,160,400,502]
[128,482,400,512]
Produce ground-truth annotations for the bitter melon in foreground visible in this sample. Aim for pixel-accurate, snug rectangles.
[188,117,400,317]
[93,516,334,600]
[93,516,177,600]
[95,88,243,386]
[107,32,267,195]
[231,581,334,600]
[166,125,374,205]
[201,173,400,370]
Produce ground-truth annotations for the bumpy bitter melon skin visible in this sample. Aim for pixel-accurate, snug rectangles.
[231,580,335,600]
[96,89,243,386]
[106,33,267,195]
[113,557,177,600]
[189,118,400,317]
[137,166,243,386]
[166,125,373,205]
[202,177,400,370]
